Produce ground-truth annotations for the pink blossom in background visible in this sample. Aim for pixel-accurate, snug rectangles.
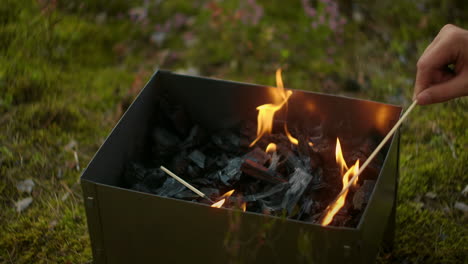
[319,15,325,24]
[329,19,337,31]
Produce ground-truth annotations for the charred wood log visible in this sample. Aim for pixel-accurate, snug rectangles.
[241,159,287,184]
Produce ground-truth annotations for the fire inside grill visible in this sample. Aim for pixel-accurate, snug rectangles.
[125,69,384,227]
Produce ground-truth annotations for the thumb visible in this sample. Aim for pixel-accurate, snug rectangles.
[416,73,468,104]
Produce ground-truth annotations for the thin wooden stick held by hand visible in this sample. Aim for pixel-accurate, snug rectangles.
[160,166,214,203]
[336,100,419,199]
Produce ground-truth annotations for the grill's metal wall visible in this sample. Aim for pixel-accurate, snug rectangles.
[81,70,402,263]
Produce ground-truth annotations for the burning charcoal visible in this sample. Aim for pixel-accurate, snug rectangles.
[349,138,383,180]
[153,127,181,156]
[244,147,270,165]
[241,159,287,184]
[155,178,186,197]
[282,168,313,214]
[188,150,206,169]
[214,157,243,185]
[352,180,376,210]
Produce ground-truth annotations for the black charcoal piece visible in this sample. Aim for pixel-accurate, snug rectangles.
[244,183,289,202]
[174,189,199,199]
[215,153,229,168]
[142,168,166,189]
[170,106,191,136]
[309,168,326,190]
[200,188,220,197]
[182,125,206,148]
[188,150,206,169]
[241,159,287,184]
[131,183,151,193]
[244,147,270,165]
[191,177,213,186]
[211,130,241,152]
[226,132,240,147]
[309,148,323,169]
[215,157,243,185]
[282,168,313,214]
[285,151,307,171]
[353,180,376,210]
[297,197,314,220]
[186,165,201,178]
[268,152,280,171]
[211,135,224,147]
[153,127,181,156]
[155,178,186,197]
[258,199,284,212]
[124,163,146,186]
[172,150,189,175]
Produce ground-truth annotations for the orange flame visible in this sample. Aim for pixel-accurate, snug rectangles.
[211,199,225,208]
[241,202,247,212]
[221,189,235,198]
[211,189,235,208]
[335,138,349,176]
[250,69,293,147]
[321,160,360,226]
[265,143,277,153]
[284,123,299,145]
[308,141,314,147]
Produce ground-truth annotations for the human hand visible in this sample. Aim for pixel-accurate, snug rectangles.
[414,24,468,105]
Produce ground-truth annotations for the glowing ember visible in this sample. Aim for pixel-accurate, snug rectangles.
[249,69,293,147]
[211,199,225,208]
[241,202,247,212]
[265,143,277,153]
[321,159,360,226]
[308,141,314,147]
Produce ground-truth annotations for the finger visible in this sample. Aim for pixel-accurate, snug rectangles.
[416,72,468,104]
[414,25,461,98]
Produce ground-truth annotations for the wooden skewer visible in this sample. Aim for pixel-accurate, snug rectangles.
[160,166,214,203]
[334,100,419,200]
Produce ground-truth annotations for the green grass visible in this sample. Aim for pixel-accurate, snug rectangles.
[1,0,467,263]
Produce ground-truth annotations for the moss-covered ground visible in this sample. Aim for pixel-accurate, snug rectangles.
[0,0,466,263]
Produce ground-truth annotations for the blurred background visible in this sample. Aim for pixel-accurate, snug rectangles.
[0,0,467,263]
